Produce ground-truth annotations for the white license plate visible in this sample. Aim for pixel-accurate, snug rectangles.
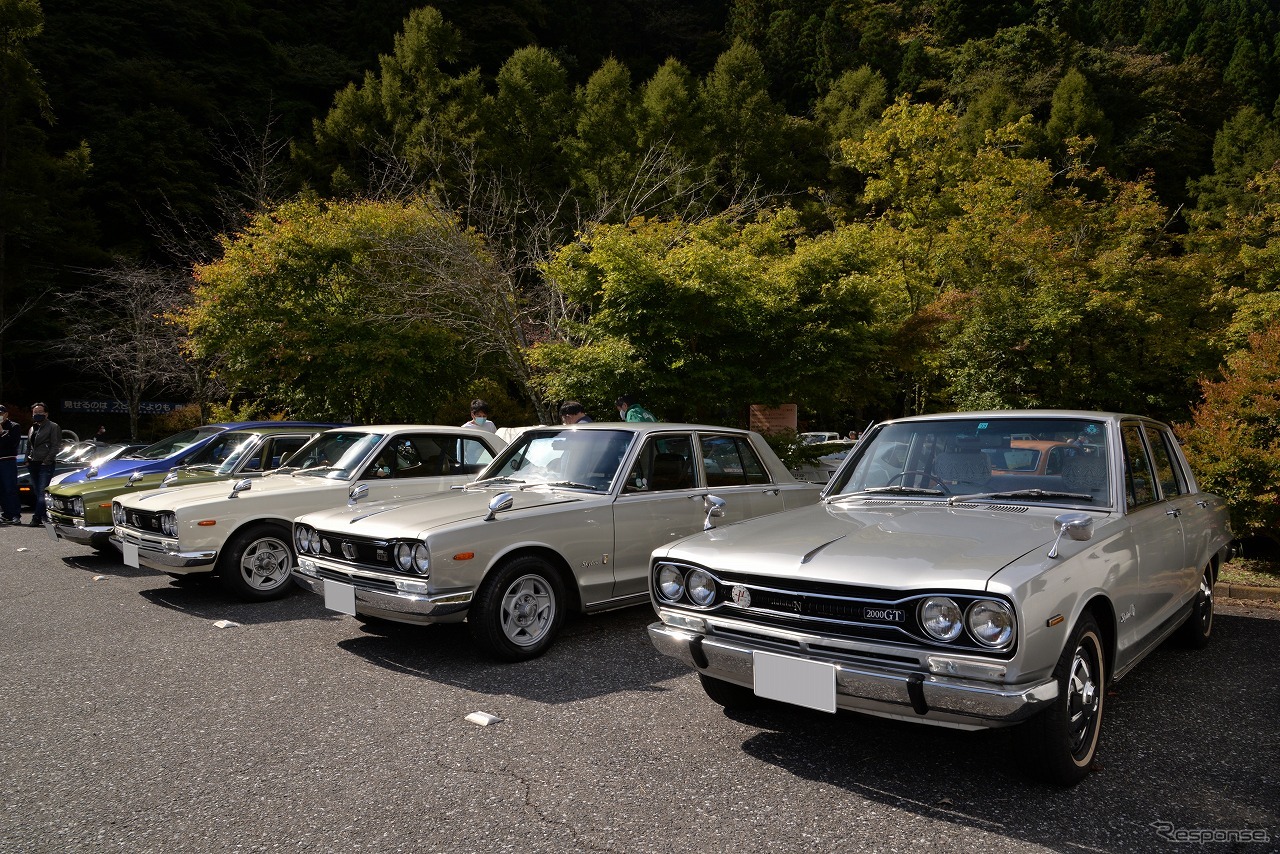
[123,541,139,568]
[324,579,357,616]
[753,651,837,713]
[44,522,59,543]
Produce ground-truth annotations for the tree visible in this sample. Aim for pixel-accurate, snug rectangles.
[1179,322,1280,543]
[57,263,190,440]
[532,207,881,423]
[184,196,472,423]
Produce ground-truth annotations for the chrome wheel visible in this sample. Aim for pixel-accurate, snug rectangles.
[499,573,556,648]
[1066,643,1101,760]
[237,535,291,591]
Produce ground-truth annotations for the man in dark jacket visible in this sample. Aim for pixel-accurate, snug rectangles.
[0,405,21,523]
[26,402,61,526]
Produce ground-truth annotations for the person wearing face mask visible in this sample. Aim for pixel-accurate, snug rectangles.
[462,399,498,433]
[26,402,62,526]
[0,405,22,524]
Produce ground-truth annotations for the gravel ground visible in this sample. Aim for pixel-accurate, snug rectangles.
[1,525,1276,853]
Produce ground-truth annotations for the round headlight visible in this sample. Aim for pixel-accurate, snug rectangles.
[304,528,319,554]
[71,497,85,517]
[411,543,430,575]
[686,569,717,607]
[111,502,124,525]
[656,564,686,602]
[394,542,413,571]
[920,597,964,642]
[294,525,312,554]
[159,512,178,538]
[967,600,1015,648]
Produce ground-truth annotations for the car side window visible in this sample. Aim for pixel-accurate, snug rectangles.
[1121,424,1157,509]
[262,435,310,470]
[1143,425,1186,498]
[701,434,770,487]
[456,437,496,473]
[624,435,696,492]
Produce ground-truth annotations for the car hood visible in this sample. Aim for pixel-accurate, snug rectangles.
[657,501,1067,590]
[60,455,173,484]
[118,469,341,510]
[299,487,590,539]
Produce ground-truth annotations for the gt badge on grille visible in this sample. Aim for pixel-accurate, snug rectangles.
[341,542,357,560]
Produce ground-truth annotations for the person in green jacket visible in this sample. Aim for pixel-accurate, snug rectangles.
[615,395,657,422]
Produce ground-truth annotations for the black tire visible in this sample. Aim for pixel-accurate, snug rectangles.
[1174,564,1214,649]
[1015,613,1106,786]
[698,673,757,710]
[217,522,295,601]
[468,555,566,661]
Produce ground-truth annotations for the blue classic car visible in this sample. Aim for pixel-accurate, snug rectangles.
[56,422,341,487]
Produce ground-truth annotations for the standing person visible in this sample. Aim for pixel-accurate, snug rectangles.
[26,402,61,526]
[559,401,592,424]
[0,405,22,524]
[615,395,657,422]
[462,399,498,433]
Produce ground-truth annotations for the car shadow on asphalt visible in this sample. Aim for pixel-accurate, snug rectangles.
[726,610,1280,853]
[335,605,690,704]
[137,580,337,625]
[61,552,159,579]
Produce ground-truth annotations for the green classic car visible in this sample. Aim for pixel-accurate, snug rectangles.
[47,424,329,551]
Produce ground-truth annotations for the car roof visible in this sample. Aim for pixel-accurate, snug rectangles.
[879,410,1168,426]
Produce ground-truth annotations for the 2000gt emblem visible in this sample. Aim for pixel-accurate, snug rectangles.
[730,585,752,608]
[341,542,357,559]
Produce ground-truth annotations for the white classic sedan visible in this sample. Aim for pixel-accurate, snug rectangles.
[111,426,506,600]
[291,423,824,660]
[646,411,1236,785]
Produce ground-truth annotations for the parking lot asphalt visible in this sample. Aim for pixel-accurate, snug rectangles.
[1,524,1277,853]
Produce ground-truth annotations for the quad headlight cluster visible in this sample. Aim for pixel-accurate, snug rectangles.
[111,502,125,526]
[293,524,431,576]
[70,497,85,517]
[919,596,1015,649]
[654,563,719,608]
[157,512,178,538]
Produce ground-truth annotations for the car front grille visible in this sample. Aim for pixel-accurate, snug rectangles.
[123,509,166,535]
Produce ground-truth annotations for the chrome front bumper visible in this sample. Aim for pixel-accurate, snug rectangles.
[52,520,114,547]
[111,531,218,573]
[648,622,1058,729]
[292,558,472,624]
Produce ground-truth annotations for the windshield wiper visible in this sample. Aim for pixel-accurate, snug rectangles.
[827,485,946,502]
[466,476,526,487]
[541,480,599,491]
[948,489,1093,505]
[296,466,345,477]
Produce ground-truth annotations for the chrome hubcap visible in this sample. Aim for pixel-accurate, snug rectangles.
[1066,644,1100,757]
[499,574,554,647]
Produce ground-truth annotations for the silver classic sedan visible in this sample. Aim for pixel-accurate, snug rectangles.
[292,423,823,660]
[646,411,1236,785]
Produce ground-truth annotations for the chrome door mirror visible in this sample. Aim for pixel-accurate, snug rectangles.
[1048,512,1094,559]
[228,478,252,499]
[703,495,726,531]
[485,492,514,521]
[348,482,369,507]
[127,471,145,487]
[161,471,178,487]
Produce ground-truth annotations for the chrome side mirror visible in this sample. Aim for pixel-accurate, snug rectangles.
[703,495,726,531]
[228,478,252,499]
[161,471,178,487]
[485,492,514,521]
[86,465,99,480]
[127,471,145,487]
[1048,512,1094,559]
[348,483,369,507]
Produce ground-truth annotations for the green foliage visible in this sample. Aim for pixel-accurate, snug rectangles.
[184,196,472,423]
[534,207,881,422]
[1180,323,1280,542]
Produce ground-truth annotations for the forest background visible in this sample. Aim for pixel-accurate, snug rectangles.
[2,0,1279,537]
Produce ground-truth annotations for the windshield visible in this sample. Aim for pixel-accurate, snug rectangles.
[829,416,1111,508]
[282,431,383,480]
[166,431,260,474]
[131,427,225,461]
[480,428,634,492]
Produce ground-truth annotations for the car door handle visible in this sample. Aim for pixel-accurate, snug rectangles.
[1166,508,1181,518]
[762,488,780,495]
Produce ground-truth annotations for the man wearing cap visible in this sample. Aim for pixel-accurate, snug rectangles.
[26,402,61,526]
[0,405,22,523]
